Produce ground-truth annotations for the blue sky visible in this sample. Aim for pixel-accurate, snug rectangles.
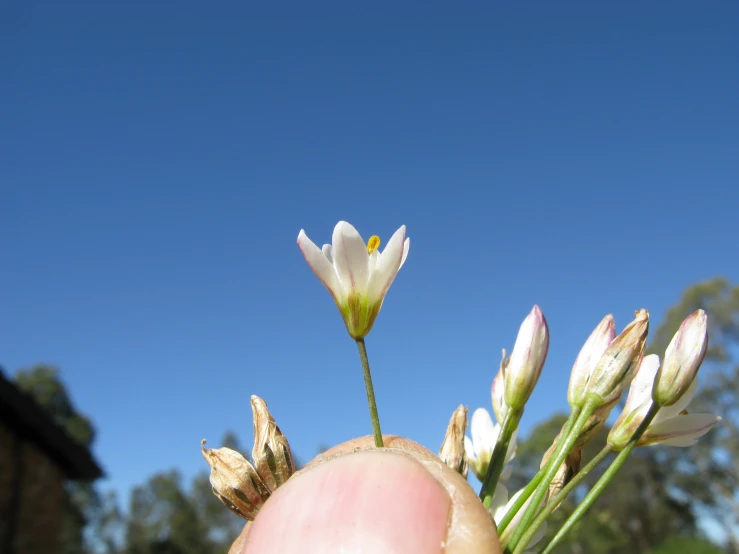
[2,1,738,505]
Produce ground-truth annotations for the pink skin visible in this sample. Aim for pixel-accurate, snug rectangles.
[243,451,451,554]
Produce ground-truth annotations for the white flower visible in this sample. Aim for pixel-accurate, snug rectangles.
[463,408,517,482]
[490,484,547,553]
[608,354,720,449]
[297,221,410,339]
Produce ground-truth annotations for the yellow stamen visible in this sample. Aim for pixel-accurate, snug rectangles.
[367,235,381,254]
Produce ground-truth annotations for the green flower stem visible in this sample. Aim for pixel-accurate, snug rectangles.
[539,403,661,554]
[510,444,614,554]
[496,409,579,536]
[505,400,597,554]
[356,338,384,448]
[480,408,523,508]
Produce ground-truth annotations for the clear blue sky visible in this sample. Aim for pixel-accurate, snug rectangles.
[2,2,738,505]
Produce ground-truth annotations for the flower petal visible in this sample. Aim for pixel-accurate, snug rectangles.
[322,244,334,265]
[471,408,497,456]
[641,413,720,447]
[367,249,379,273]
[499,486,541,544]
[498,489,546,549]
[490,483,510,523]
[527,521,548,549]
[332,221,370,295]
[505,428,519,465]
[297,230,341,299]
[623,354,660,414]
[464,436,476,463]
[399,237,410,269]
[367,225,406,303]
[654,374,699,423]
[659,436,701,447]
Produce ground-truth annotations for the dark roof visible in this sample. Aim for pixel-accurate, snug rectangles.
[0,368,103,480]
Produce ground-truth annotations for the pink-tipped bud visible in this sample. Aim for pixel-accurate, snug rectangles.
[579,309,649,408]
[504,306,549,411]
[653,310,708,407]
[568,315,616,408]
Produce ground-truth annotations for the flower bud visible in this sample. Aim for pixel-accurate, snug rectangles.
[608,354,661,449]
[251,396,295,491]
[504,306,549,411]
[653,310,708,407]
[438,405,468,478]
[491,349,510,424]
[201,441,270,521]
[568,315,616,408]
[578,309,649,408]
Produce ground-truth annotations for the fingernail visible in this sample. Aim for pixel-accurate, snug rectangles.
[243,451,452,553]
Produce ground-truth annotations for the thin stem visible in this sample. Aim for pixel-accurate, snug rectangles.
[480,408,523,508]
[496,410,578,536]
[510,444,613,554]
[505,401,595,553]
[356,338,384,448]
[540,403,661,554]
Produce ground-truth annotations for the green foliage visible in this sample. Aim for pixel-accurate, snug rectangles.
[14,364,95,447]
[647,536,728,554]
[123,433,247,554]
[13,365,101,554]
[646,278,739,552]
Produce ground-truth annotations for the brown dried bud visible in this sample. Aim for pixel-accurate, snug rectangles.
[438,405,468,478]
[579,309,649,408]
[251,395,295,491]
[546,448,582,510]
[201,440,270,521]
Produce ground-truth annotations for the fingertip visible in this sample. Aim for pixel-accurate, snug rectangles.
[244,451,450,554]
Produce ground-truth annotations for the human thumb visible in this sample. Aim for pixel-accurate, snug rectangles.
[230,435,501,554]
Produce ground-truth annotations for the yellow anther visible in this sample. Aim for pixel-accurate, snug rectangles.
[367,235,381,254]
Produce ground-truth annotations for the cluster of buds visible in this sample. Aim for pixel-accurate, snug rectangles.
[571,309,649,410]
[201,395,295,520]
[199,219,721,553]
[608,310,718,450]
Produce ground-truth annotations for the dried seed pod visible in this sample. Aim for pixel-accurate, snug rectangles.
[439,405,468,478]
[201,440,270,521]
[251,395,295,491]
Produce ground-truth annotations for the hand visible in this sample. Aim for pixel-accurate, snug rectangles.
[229,435,501,554]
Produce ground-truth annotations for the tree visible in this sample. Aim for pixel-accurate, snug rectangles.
[124,432,249,554]
[125,470,216,554]
[13,365,102,554]
[645,278,739,552]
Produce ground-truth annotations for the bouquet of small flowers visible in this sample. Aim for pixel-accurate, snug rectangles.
[202,221,719,553]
